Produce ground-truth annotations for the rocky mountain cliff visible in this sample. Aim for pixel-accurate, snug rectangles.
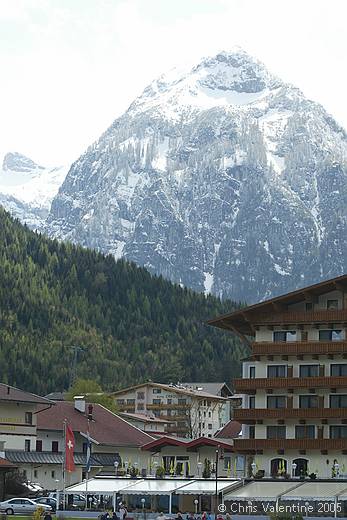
[0,152,68,229]
[46,50,347,302]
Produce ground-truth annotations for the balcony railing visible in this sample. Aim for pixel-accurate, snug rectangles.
[234,407,347,421]
[252,309,347,325]
[147,403,190,410]
[117,403,136,411]
[233,438,347,450]
[252,341,347,356]
[166,425,190,433]
[234,376,347,392]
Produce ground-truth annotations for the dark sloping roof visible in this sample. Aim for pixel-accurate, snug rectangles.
[44,392,66,401]
[181,383,233,397]
[0,384,54,405]
[37,401,153,447]
[207,273,347,335]
[215,420,242,439]
[5,450,120,467]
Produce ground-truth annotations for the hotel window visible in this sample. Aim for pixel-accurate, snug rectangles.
[25,412,33,425]
[330,394,347,408]
[36,440,42,452]
[273,331,296,342]
[267,426,286,439]
[299,395,319,408]
[330,426,347,439]
[25,439,31,452]
[117,399,125,405]
[305,302,313,311]
[249,396,255,409]
[249,366,255,378]
[299,364,319,377]
[126,399,135,404]
[153,388,161,394]
[34,470,38,478]
[295,425,315,439]
[331,364,347,376]
[137,392,145,400]
[208,423,213,430]
[51,470,55,479]
[327,299,339,310]
[267,365,287,378]
[137,403,144,410]
[319,329,343,341]
[178,399,187,405]
[51,441,59,453]
[223,456,232,470]
[249,425,255,439]
[267,396,286,408]
[152,399,161,405]
[167,399,172,404]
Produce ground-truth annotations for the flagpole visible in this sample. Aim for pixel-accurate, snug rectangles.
[86,417,90,510]
[62,419,66,510]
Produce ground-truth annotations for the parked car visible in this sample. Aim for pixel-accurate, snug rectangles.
[33,497,58,511]
[0,497,52,514]
[48,492,89,509]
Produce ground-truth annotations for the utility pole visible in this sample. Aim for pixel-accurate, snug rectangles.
[68,346,84,389]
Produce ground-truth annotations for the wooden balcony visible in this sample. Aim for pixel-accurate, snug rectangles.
[234,438,347,451]
[253,309,347,326]
[234,407,347,422]
[234,376,347,392]
[166,425,190,433]
[147,403,190,410]
[252,341,347,357]
[159,414,188,421]
[117,403,135,411]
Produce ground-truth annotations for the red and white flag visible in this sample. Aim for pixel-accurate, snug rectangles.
[65,424,75,472]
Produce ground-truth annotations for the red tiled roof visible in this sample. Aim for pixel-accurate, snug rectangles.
[0,384,53,405]
[0,457,16,468]
[37,402,154,447]
[215,420,242,439]
[141,436,234,452]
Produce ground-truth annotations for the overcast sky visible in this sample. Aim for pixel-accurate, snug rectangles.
[1,0,346,166]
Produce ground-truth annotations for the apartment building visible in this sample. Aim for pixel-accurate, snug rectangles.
[112,382,228,438]
[208,274,347,478]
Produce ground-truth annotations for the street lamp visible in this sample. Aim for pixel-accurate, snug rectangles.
[141,498,146,520]
[114,460,119,477]
[124,460,129,475]
[251,462,257,478]
[215,447,224,517]
[194,499,198,515]
[291,462,297,478]
[55,480,60,511]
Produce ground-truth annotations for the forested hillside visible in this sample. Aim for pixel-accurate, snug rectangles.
[0,208,247,395]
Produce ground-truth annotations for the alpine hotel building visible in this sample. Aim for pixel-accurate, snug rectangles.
[208,275,347,479]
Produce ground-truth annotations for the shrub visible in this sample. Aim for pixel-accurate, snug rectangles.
[155,466,165,479]
[202,458,211,479]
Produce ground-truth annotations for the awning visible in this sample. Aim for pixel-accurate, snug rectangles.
[176,480,239,495]
[121,479,190,495]
[65,478,140,494]
[224,481,301,501]
[281,481,347,500]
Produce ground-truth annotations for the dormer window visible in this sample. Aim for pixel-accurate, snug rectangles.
[273,331,296,342]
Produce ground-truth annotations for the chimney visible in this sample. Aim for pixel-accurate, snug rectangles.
[74,396,86,413]
[87,404,93,421]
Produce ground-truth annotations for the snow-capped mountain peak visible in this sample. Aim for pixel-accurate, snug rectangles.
[42,51,347,300]
[2,152,44,173]
[0,152,69,230]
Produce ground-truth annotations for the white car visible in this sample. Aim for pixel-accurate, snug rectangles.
[0,497,52,514]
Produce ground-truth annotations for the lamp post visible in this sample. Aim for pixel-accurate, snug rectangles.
[124,460,129,476]
[194,499,198,515]
[141,498,146,520]
[251,462,257,478]
[114,460,119,477]
[291,462,297,478]
[215,447,224,518]
[55,479,60,511]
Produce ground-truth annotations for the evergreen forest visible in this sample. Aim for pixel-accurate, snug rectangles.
[0,208,248,395]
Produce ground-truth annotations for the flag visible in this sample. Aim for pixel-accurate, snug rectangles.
[65,424,75,472]
[85,435,92,473]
